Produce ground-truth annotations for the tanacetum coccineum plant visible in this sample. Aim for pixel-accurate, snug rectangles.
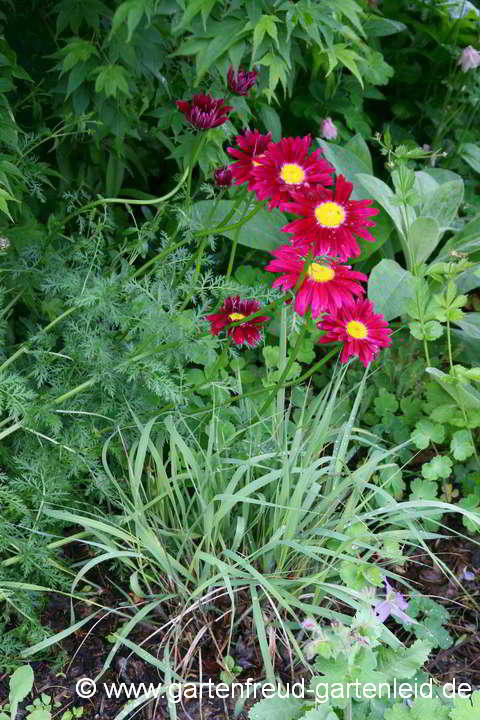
[206,118,391,366]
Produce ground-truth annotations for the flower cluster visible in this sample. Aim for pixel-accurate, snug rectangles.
[176,72,391,364]
[223,130,391,364]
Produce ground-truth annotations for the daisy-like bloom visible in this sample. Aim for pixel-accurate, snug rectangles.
[321,117,337,140]
[265,244,366,318]
[251,136,333,210]
[317,298,392,367]
[458,45,480,72]
[282,174,379,261]
[206,296,269,348]
[214,166,233,187]
[176,92,233,130]
[227,129,273,190]
[227,66,257,96]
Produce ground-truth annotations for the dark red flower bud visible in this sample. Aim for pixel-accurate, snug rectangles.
[227,66,257,96]
[214,166,233,187]
[176,92,233,130]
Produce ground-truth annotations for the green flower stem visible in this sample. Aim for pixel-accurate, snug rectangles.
[131,192,257,282]
[186,134,208,205]
[259,319,309,418]
[53,378,97,405]
[177,235,210,312]
[446,318,454,371]
[194,202,262,241]
[1,532,88,568]
[130,236,192,280]
[0,306,77,373]
[225,197,254,281]
[61,168,189,227]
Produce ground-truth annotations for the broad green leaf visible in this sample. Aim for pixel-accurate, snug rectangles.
[377,639,432,681]
[252,14,280,61]
[364,17,407,36]
[94,65,131,99]
[368,259,418,321]
[106,154,125,197]
[385,697,448,720]
[333,0,366,34]
[410,478,438,501]
[421,179,464,232]
[374,388,398,416]
[301,709,339,720]
[257,52,288,95]
[426,367,480,412]
[228,39,246,70]
[9,665,34,719]
[409,320,444,341]
[111,0,147,41]
[349,208,392,264]
[192,200,286,252]
[170,38,210,57]
[411,419,445,449]
[334,45,364,87]
[421,455,452,480]
[355,173,415,244]
[248,695,304,720]
[317,140,372,199]
[345,133,373,174]
[414,171,439,206]
[258,103,281,141]
[450,429,474,461]
[60,39,98,73]
[460,142,480,174]
[173,0,217,33]
[453,312,480,338]
[196,25,248,85]
[436,213,480,261]
[409,216,440,265]
[455,266,480,293]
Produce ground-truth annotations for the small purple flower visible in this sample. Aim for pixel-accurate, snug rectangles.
[374,580,415,624]
[176,92,233,130]
[320,117,338,140]
[214,166,233,187]
[463,567,476,582]
[458,46,480,72]
[302,617,317,631]
[227,66,257,96]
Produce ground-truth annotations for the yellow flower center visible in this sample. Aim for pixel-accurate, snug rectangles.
[280,163,305,185]
[315,201,346,228]
[307,263,335,283]
[280,163,306,185]
[347,320,368,339]
[229,312,246,322]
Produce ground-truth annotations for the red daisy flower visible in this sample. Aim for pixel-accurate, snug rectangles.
[227,129,273,190]
[176,92,233,130]
[251,136,334,210]
[282,175,379,262]
[206,296,269,348]
[214,166,233,187]
[317,298,392,367]
[227,66,257,96]
[265,244,367,318]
